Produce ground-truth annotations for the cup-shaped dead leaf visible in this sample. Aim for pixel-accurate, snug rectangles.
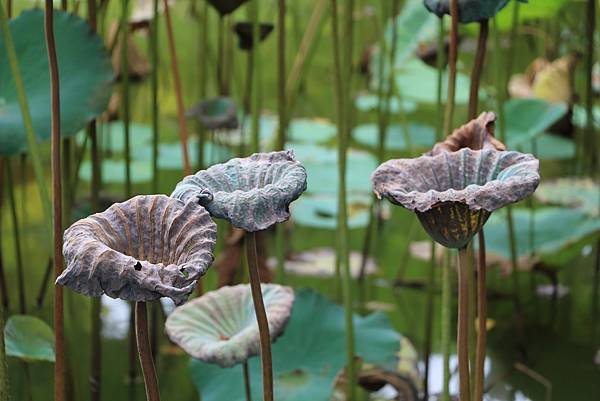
[57,195,217,305]
[165,284,294,368]
[372,148,540,248]
[233,22,274,51]
[429,112,505,154]
[171,150,308,232]
[186,97,239,131]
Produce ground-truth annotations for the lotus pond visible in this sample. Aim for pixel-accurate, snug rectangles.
[0,0,598,401]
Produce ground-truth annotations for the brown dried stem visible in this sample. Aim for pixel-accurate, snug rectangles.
[135,302,161,401]
[457,246,472,401]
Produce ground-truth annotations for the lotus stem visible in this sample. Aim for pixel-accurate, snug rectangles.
[135,302,161,401]
[243,361,253,401]
[151,0,159,193]
[61,0,67,10]
[162,0,192,176]
[128,307,137,401]
[441,248,451,401]
[375,0,390,164]
[36,258,54,308]
[0,1,53,241]
[0,281,7,401]
[467,243,476,398]
[217,15,224,95]
[442,0,459,136]
[5,162,26,314]
[468,19,489,120]
[44,2,66,400]
[435,17,444,141]
[0,161,8,310]
[6,0,11,18]
[583,0,596,173]
[474,232,487,401]
[197,0,208,169]
[457,246,472,401]
[422,240,437,401]
[121,0,132,197]
[246,232,274,401]
[250,0,260,153]
[90,297,102,401]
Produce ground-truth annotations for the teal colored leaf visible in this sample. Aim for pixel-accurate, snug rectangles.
[291,193,372,229]
[484,207,600,258]
[75,121,153,154]
[354,93,417,115]
[352,123,436,151]
[287,118,336,144]
[79,159,152,183]
[503,98,568,148]
[535,178,599,217]
[515,133,575,160]
[0,9,113,156]
[394,59,474,104]
[190,289,403,401]
[5,315,55,362]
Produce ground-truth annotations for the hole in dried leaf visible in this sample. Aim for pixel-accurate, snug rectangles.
[134,261,142,271]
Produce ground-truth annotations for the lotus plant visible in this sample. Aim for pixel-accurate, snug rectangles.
[57,195,217,401]
[165,284,294,401]
[371,141,539,401]
[172,150,307,401]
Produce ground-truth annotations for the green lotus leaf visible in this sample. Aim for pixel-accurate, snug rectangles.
[424,0,526,23]
[287,118,336,144]
[0,9,113,156]
[78,159,152,184]
[75,121,153,154]
[5,315,55,362]
[484,207,600,258]
[172,151,308,232]
[515,133,575,160]
[503,98,568,148]
[57,195,217,305]
[288,144,377,194]
[394,59,474,104]
[266,248,378,278]
[166,284,294,367]
[291,193,372,229]
[572,105,600,130]
[190,289,404,401]
[354,93,417,115]
[134,138,233,170]
[535,178,599,217]
[494,0,569,31]
[352,123,436,151]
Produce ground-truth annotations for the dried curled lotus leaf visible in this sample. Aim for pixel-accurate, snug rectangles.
[372,148,540,213]
[57,195,217,305]
[430,112,506,154]
[171,150,308,232]
[165,284,294,368]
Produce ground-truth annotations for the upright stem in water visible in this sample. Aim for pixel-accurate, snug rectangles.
[135,302,161,401]
[474,231,487,401]
[468,19,489,120]
[151,0,160,193]
[44,2,65,400]
[0,276,7,401]
[246,232,274,401]
[457,246,472,401]
[250,0,261,153]
[441,249,452,401]
[422,240,436,401]
[243,361,253,401]
[121,0,132,197]
[5,162,26,314]
[442,0,459,136]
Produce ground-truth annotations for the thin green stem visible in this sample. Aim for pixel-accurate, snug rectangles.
[246,232,274,401]
[441,248,452,401]
[243,361,252,401]
[435,17,444,141]
[151,0,159,193]
[457,247,472,401]
[197,1,208,169]
[442,0,459,136]
[250,0,260,153]
[0,279,7,401]
[467,243,476,399]
[121,0,132,197]
[474,231,487,401]
[468,19,489,120]
[5,162,26,314]
[583,0,596,173]
[422,240,436,401]
[90,297,102,401]
[135,302,161,401]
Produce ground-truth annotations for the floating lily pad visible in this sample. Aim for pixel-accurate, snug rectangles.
[503,98,568,148]
[0,9,113,156]
[484,207,600,259]
[287,118,336,144]
[288,143,378,194]
[79,159,152,184]
[134,138,233,170]
[535,178,599,217]
[233,22,274,50]
[291,193,375,229]
[76,121,153,154]
[424,0,524,23]
[4,315,55,362]
[267,248,378,278]
[352,123,436,151]
[190,289,403,401]
[166,284,294,367]
[394,59,474,104]
[354,93,418,115]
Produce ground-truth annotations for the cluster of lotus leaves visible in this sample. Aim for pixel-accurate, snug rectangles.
[172,150,307,232]
[57,195,217,305]
[424,0,527,23]
[165,284,294,368]
[0,9,113,156]
[186,97,239,130]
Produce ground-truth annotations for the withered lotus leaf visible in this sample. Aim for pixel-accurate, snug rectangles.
[372,148,540,248]
[165,284,294,368]
[186,97,239,131]
[57,195,217,305]
[171,150,308,232]
[429,112,506,154]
